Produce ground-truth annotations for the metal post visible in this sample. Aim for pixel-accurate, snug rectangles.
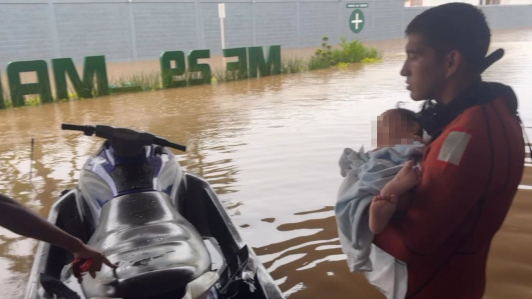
[127,0,138,61]
[219,3,226,68]
[194,0,205,49]
[252,1,257,46]
[47,0,61,58]
[296,0,301,47]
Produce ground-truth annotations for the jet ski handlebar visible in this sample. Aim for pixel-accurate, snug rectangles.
[61,123,187,153]
[61,123,96,136]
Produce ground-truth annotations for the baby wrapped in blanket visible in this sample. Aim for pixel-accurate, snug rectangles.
[335,108,425,299]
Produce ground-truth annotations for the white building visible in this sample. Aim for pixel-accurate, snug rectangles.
[405,0,532,7]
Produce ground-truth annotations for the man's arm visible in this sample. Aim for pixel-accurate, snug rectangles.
[0,193,116,279]
[373,126,491,265]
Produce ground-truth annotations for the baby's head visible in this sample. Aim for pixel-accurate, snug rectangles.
[375,108,422,148]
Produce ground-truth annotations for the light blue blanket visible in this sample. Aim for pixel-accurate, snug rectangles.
[335,142,424,272]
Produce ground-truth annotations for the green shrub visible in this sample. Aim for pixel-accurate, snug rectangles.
[281,57,306,74]
[308,36,380,70]
[331,37,380,64]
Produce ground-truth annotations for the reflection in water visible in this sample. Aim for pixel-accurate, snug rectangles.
[0,29,531,299]
[253,207,384,299]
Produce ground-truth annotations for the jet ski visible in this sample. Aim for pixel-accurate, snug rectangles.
[24,124,284,299]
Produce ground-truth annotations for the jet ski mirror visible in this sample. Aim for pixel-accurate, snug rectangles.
[61,123,187,156]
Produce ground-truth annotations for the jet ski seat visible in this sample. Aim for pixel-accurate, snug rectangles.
[80,191,211,298]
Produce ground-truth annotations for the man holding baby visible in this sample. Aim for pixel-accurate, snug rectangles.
[335,3,525,299]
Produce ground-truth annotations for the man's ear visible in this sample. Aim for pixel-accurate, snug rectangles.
[445,50,463,78]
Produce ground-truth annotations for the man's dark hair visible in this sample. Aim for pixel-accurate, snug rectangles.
[406,3,491,73]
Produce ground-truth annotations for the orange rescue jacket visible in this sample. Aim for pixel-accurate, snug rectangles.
[373,81,525,299]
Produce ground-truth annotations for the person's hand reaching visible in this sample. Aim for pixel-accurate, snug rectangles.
[71,242,117,283]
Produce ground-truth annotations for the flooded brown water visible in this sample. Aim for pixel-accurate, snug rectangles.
[0,29,531,299]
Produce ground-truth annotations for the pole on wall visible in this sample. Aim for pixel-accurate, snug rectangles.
[219,3,226,67]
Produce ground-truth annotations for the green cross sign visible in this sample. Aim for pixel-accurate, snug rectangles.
[349,9,365,34]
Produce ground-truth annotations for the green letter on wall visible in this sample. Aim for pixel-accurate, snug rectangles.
[160,51,187,88]
[7,60,53,107]
[223,47,248,79]
[188,50,211,86]
[248,45,281,78]
[0,81,5,109]
[83,56,109,97]
[52,56,109,99]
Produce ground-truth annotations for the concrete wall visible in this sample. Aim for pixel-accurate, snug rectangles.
[405,0,478,7]
[501,0,532,4]
[0,0,531,69]
[404,0,532,7]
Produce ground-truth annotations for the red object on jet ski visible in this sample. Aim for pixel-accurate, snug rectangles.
[72,258,93,282]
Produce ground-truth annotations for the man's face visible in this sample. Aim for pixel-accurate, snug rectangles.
[400,33,447,101]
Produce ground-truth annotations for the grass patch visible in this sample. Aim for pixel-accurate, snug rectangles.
[114,72,161,91]
[212,69,248,83]
[281,57,307,74]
